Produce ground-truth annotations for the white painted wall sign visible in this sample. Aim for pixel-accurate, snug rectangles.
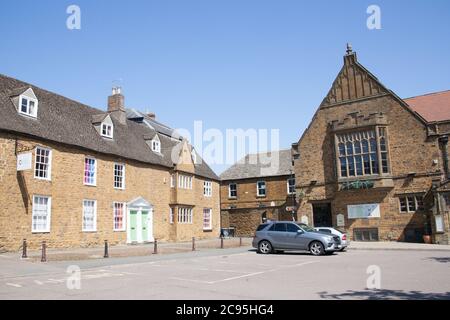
[301,215,309,225]
[336,213,345,227]
[348,203,380,219]
[17,152,32,171]
[435,215,444,233]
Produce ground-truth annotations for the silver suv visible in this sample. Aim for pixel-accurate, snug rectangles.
[252,221,341,256]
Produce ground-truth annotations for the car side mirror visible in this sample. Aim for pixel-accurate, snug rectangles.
[297,229,304,234]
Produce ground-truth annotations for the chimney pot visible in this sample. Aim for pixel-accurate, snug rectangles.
[147,112,156,120]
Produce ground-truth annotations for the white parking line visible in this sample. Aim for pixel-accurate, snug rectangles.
[6,283,22,288]
[210,270,272,284]
[170,260,320,285]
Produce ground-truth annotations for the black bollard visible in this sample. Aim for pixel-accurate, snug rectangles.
[153,239,158,255]
[221,236,224,249]
[41,241,47,263]
[239,237,243,247]
[192,237,196,251]
[22,239,27,259]
[104,240,109,258]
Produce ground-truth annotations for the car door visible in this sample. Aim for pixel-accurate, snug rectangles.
[285,223,309,250]
[266,223,288,249]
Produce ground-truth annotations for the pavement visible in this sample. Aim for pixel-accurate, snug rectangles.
[10,237,253,262]
[5,239,450,264]
[0,242,449,300]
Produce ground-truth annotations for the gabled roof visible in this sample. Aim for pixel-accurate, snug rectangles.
[220,149,293,181]
[0,74,219,181]
[404,90,450,123]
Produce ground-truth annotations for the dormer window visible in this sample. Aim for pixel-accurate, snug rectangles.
[101,122,113,139]
[152,138,161,153]
[19,95,38,118]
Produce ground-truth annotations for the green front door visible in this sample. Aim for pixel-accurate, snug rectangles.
[141,211,149,242]
[130,210,138,242]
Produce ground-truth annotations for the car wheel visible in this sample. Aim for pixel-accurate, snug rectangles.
[309,241,325,256]
[258,240,273,254]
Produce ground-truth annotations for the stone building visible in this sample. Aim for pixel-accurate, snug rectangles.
[292,46,450,244]
[220,150,296,237]
[0,74,220,252]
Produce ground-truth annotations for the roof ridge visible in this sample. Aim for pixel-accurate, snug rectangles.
[0,73,107,115]
[404,89,450,100]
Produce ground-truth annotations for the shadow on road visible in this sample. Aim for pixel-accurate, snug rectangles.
[318,289,450,300]
[427,257,450,263]
[247,249,337,257]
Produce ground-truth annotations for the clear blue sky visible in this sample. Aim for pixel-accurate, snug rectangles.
[1,0,449,174]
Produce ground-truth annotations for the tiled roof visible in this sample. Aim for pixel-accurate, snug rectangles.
[0,74,219,181]
[404,90,450,122]
[220,149,293,181]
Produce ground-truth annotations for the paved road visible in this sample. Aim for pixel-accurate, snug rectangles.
[0,248,449,300]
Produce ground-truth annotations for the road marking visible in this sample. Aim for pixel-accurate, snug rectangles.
[6,283,22,288]
[209,270,272,284]
[196,268,247,274]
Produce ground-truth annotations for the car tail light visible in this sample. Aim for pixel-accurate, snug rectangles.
[342,234,347,241]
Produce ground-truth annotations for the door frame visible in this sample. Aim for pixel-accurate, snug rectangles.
[126,197,154,244]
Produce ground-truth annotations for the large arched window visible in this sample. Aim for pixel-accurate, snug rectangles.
[337,127,389,178]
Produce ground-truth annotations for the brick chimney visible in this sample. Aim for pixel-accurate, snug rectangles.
[108,87,127,125]
[108,87,125,112]
[147,112,156,120]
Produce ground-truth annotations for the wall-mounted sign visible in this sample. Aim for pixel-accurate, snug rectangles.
[348,203,380,219]
[301,215,309,225]
[336,213,345,227]
[17,152,32,171]
[435,215,444,233]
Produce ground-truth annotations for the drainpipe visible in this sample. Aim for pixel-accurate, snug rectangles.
[439,136,450,180]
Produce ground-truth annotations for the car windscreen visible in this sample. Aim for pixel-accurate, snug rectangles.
[256,224,269,231]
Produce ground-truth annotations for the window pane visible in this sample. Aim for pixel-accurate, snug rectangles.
[370,138,377,153]
[339,143,346,156]
[354,141,361,154]
[32,196,50,232]
[273,223,287,232]
[381,153,389,174]
[370,153,379,174]
[114,203,124,230]
[400,197,407,212]
[348,157,355,176]
[340,157,347,177]
[35,148,50,179]
[363,154,371,175]
[21,98,28,113]
[362,139,369,153]
[355,155,363,176]
[407,197,416,212]
[380,138,387,152]
[286,224,299,233]
[346,142,353,155]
